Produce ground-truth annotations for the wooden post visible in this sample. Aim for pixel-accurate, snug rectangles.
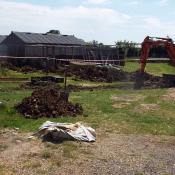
[64,65,69,90]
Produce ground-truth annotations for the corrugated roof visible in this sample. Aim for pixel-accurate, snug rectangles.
[12,32,85,45]
[0,35,7,43]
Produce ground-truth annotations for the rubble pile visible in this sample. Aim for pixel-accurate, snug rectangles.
[15,88,83,119]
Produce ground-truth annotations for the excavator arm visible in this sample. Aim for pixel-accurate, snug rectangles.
[135,36,175,88]
[140,36,175,74]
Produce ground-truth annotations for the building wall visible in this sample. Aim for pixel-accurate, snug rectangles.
[2,33,25,57]
[2,33,124,65]
[0,44,7,56]
[25,45,43,57]
[24,45,85,59]
[24,44,124,65]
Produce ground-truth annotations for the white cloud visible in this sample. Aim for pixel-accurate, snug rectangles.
[143,17,162,28]
[135,16,175,39]
[0,0,131,43]
[127,1,139,6]
[86,0,110,4]
[160,0,168,6]
[0,0,174,43]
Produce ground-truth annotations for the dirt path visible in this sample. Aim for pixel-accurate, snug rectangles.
[84,135,175,175]
[0,129,175,175]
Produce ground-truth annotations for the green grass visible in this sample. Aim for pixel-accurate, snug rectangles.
[0,63,175,135]
[0,67,48,78]
[124,62,175,76]
[1,86,175,135]
[0,82,25,92]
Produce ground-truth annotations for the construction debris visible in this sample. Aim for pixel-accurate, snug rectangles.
[32,121,96,142]
[15,88,83,119]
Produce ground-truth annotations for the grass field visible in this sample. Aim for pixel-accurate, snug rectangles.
[124,62,175,76]
[0,62,175,135]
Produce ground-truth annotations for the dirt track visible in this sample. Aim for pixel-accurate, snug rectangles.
[0,129,175,175]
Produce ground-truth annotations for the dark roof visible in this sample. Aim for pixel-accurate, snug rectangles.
[0,35,7,43]
[12,32,85,45]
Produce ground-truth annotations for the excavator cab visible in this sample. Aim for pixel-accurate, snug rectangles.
[135,36,175,89]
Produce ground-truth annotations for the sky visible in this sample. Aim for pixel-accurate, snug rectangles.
[0,0,175,44]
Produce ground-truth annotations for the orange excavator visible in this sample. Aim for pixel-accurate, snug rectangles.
[135,36,175,88]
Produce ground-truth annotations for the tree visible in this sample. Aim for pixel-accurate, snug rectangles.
[87,40,99,46]
[115,40,138,58]
[47,30,60,35]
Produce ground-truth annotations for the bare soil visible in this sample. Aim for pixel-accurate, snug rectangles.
[162,88,175,101]
[111,94,145,109]
[1,129,175,175]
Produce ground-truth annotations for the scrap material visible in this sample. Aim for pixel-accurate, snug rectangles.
[34,121,96,142]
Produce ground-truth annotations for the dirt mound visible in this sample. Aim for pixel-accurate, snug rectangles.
[129,71,161,82]
[20,66,35,73]
[1,62,35,73]
[53,65,127,82]
[15,88,83,119]
[67,66,170,86]
[130,70,175,89]
[0,62,18,71]
[72,66,127,82]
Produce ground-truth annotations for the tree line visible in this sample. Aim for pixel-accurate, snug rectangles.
[87,40,168,58]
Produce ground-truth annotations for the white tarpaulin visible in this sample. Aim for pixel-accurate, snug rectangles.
[34,121,96,142]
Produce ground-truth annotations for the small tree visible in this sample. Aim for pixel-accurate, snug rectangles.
[115,40,138,58]
[87,40,99,46]
[47,30,60,35]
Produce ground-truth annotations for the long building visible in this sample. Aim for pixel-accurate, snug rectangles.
[2,31,85,57]
[1,31,124,65]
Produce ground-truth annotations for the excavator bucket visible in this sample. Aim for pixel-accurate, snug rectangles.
[134,72,144,89]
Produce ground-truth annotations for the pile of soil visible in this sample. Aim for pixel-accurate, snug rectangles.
[0,62,17,72]
[128,71,161,82]
[60,65,173,87]
[48,65,127,82]
[20,66,35,73]
[2,61,175,88]
[0,62,35,73]
[71,66,127,82]
[15,88,83,119]
[130,71,175,89]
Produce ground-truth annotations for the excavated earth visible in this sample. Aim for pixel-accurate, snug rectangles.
[1,62,175,88]
[69,66,127,82]
[21,71,175,91]
[15,88,83,119]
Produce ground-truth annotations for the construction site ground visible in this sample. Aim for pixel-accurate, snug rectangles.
[1,129,175,175]
[1,62,175,174]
